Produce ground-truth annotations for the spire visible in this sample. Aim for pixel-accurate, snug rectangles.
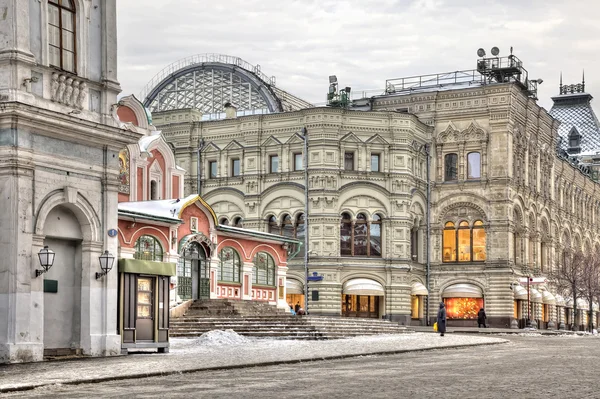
[582,69,585,92]
[560,71,563,93]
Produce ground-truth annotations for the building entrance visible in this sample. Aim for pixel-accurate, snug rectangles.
[343,295,380,318]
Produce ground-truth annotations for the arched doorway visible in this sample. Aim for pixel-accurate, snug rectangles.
[286,278,304,311]
[42,205,83,355]
[342,278,384,319]
[178,239,210,301]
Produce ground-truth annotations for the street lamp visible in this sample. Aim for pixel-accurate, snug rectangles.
[96,250,115,279]
[36,246,56,277]
[412,141,431,326]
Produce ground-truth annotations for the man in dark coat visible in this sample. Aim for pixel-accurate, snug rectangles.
[477,308,487,328]
[437,302,447,336]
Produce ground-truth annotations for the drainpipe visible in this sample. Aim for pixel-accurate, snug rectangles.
[425,144,431,326]
[197,139,205,195]
[302,127,309,314]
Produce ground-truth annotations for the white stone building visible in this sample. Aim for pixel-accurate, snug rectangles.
[0,0,140,363]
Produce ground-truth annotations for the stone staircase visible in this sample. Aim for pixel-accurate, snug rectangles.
[170,299,410,340]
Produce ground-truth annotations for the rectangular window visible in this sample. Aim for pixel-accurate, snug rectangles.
[371,154,380,172]
[137,277,153,319]
[209,161,217,179]
[294,153,303,171]
[231,159,240,177]
[467,152,481,179]
[344,152,354,171]
[445,153,458,181]
[269,155,279,173]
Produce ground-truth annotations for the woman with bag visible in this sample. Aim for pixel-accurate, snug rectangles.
[437,302,447,337]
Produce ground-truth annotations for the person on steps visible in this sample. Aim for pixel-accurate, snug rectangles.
[477,308,487,328]
[437,302,447,337]
[295,302,300,314]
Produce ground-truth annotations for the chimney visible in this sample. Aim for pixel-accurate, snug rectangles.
[224,102,237,119]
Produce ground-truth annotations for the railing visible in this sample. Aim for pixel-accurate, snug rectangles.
[385,70,483,95]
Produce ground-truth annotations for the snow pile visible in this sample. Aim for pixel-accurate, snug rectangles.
[193,329,249,346]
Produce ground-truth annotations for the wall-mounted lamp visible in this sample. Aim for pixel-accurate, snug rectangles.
[36,246,56,277]
[96,250,115,279]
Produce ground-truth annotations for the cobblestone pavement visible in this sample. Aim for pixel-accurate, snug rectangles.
[2,335,599,398]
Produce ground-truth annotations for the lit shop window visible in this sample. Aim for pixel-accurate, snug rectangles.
[442,220,486,262]
[444,297,484,319]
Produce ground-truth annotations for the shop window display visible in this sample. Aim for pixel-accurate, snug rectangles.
[444,297,483,319]
[442,220,486,263]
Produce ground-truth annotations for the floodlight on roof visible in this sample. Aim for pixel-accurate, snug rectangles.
[477,48,486,57]
[491,46,500,56]
[329,75,338,84]
[345,87,351,93]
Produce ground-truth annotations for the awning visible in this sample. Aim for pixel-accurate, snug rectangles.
[542,290,556,305]
[513,285,528,300]
[286,279,304,295]
[343,279,385,296]
[118,258,176,276]
[442,283,483,298]
[530,289,542,303]
[411,282,428,296]
[555,295,565,306]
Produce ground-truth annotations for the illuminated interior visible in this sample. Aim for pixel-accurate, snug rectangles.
[444,297,483,319]
[411,295,420,319]
[342,295,380,318]
[286,294,304,310]
[442,220,486,262]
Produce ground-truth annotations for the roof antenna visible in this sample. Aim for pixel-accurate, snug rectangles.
[560,71,563,93]
[582,69,585,92]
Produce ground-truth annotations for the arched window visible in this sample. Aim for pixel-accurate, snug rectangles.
[442,221,486,263]
[48,0,76,73]
[220,217,229,226]
[233,217,243,228]
[444,153,458,181]
[267,215,278,234]
[467,152,481,179]
[253,252,276,286]
[134,235,163,261]
[340,212,352,256]
[218,247,241,283]
[295,214,305,241]
[340,213,382,257]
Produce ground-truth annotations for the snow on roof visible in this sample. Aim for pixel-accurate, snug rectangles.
[139,131,162,153]
[118,194,199,221]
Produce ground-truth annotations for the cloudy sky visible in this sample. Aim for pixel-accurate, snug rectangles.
[116,0,600,113]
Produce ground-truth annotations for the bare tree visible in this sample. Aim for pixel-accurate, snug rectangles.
[550,244,584,330]
[579,249,600,332]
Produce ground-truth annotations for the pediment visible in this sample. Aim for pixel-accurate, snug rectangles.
[436,122,460,143]
[201,142,221,153]
[223,139,244,151]
[340,132,363,144]
[285,132,305,145]
[261,135,283,147]
[365,134,389,145]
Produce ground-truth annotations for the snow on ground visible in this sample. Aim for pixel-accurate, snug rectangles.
[1,332,507,392]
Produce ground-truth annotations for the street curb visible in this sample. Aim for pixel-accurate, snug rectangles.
[0,340,507,394]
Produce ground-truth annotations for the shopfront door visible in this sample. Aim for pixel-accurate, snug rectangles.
[136,277,155,341]
[198,259,210,300]
[343,295,380,318]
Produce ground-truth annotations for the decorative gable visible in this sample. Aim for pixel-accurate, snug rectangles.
[261,135,283,147]
[285,133,305,145]
[340,132,363,144]
[437,121,487,144]
[365,134,389,145]
[202,142,221,153]
[223,139,245,151]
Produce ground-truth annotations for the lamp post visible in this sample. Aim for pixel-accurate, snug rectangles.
[302,126,309,314]
[96,250,116,279]
[413,141,431,326]
[36,246,56,277]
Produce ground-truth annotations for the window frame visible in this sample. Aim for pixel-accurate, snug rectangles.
[209,161,218,179]
[48,0,77,74]
[218,247,241,283]
[467,152,481,180]
[231,158,240,177]
[444,153,458,181]
[442,220,486,263]
[134,235,164,262]
[252,251,276,286]
[293,153,303,171]
[340,213,383,257]
[344,151,355,171]
[269,154,279,173]
[371,153,381,172]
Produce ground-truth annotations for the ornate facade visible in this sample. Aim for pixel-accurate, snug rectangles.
[153,77,600,330]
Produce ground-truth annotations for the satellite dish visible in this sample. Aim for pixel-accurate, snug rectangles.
[491,47,500,56]
[477,48,486,57]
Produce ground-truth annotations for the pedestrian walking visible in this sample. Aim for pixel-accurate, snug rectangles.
[477,308,487,328]
[294,302,300,314]
[437,302,447,337]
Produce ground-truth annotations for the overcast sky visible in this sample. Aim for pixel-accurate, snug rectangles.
[116,0,600,114]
